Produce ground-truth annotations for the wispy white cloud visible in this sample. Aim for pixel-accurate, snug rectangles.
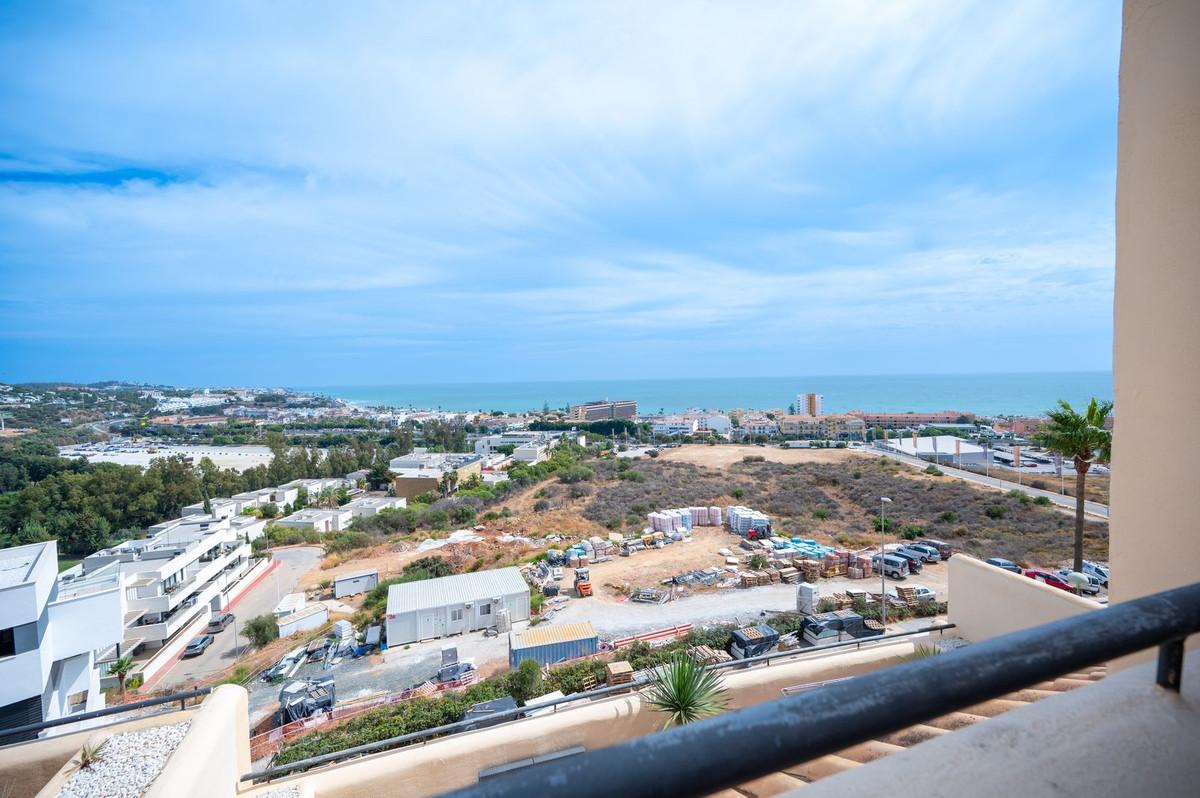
[0,0,1120,382]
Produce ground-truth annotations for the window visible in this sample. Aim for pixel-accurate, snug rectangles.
[0,627,14,658]
[451,608,464,622]
[479,603,491,616]
[67,691,88,711]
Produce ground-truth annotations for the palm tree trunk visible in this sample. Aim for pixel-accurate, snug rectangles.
[1074,466,1087,572]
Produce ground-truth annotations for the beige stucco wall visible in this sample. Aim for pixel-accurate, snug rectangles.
[0,711,196,798]
[947,555,1099,642]
[1110,0,1200,667]
[256,641,918,798]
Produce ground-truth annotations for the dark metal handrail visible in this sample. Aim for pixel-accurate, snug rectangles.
[0,688,211,745]
[243,623,953,783]
[438,582,1200,798]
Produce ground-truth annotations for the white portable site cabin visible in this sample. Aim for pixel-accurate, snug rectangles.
[334,569,379,599]
[384,567,530,645]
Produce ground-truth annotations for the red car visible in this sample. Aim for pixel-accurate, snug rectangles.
[1025,569,1073,591]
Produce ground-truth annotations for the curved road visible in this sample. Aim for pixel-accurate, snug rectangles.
[859,446,1109,519]
[157,546,323,687]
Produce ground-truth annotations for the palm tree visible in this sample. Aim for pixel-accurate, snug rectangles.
[1036,398,1113,572]
[109,656,135,696]
[643,653,728,730]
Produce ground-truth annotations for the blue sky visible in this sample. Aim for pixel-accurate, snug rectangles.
[0,1,1121,386]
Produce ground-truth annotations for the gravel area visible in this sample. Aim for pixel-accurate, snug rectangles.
[256,788,300,798]
[57,721,190,798]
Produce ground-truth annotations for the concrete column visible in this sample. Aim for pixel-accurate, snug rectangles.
[1110,0,1200,666]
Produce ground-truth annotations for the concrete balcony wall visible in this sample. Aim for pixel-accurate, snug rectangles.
[790,652,1200,797]
[0,649,46,703]
[0,582,41,630]
[947,555,1100,643]
[47,588,123,662]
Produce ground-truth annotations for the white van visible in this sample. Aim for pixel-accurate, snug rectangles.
[872,553,910,579]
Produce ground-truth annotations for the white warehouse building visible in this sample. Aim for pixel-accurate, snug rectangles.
[384,568,530,645]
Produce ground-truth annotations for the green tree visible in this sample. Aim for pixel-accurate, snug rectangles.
[644,654,728,729]
[109,656,135,695]
[259,502,279,519]
[244,614,280,647]
[509,658,544,705]
[1035,398,1113,571]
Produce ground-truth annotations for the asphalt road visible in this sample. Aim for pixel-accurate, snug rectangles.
[158,546,323,687]
[860,446,1109,519]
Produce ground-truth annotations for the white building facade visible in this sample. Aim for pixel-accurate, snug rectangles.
[0,541,122,741]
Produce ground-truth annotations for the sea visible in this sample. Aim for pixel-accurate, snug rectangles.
[298,371,1112,417]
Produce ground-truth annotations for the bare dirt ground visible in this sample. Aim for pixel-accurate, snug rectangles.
[657,444,861,468]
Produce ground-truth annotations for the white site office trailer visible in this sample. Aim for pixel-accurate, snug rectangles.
[384,567,530,645]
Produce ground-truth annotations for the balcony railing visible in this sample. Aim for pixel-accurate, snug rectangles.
[434,581,1200,798]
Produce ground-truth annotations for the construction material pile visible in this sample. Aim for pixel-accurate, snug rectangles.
[726,506,770,536]
[647,505,723,533]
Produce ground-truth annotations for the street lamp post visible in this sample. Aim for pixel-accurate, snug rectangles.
[880,497,892,629]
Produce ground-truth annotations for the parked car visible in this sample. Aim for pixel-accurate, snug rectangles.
[1082,560,1110,587]
[1025,569,1074,591]
[918,539,953,559]
[183,634,215,657]
[207,612,235,632]
[986,557,1022,574]
[1054,569,1103,595]
[900,543,941,563]
[889,584,936,602]
[871,553,910,579]
[886,548,923,573]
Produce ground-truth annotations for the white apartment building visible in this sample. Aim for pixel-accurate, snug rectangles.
[650,416,700,436]
[473,431,560,464]
[0,541,123,741]
[80,514,252,663]
[273,507,353,533]
[695,414,732,435]
[796,392,824,416]
[741,416,780,438]
[342,496,407,519]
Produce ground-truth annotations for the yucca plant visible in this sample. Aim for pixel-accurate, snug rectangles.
[643,653,728,729]
[70,742,105,773]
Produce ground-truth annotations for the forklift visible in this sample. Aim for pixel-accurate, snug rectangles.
[574,567,593,598]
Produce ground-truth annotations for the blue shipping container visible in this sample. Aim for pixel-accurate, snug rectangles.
[509,622,599,668]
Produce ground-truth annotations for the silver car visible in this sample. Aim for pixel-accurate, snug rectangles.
[896,544,940,563]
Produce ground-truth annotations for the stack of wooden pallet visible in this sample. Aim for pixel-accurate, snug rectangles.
[894,586,922,607]
[690,645,733,665]
[797,560,823,582]
[767,569,782,584]
[739,570,771,588]
[847,566,864,579]
[777,567,800,584]
[410,681,438,699]
[606,661,634,686]
[863,619,884,634]
[828,592,854,608]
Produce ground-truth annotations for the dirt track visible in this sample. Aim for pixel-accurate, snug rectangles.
[657,444,864,468]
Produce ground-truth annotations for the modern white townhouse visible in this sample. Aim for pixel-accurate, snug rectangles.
[0,541,123,741]
[473,431,562,464]
[272,507,353,533]
[78,513,253,677]
[650,416,699,436]
[341,496,407,519]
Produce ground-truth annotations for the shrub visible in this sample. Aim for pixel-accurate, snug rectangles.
[424,509,451,530]
[1033,495,1054,507]
[617,470,645,482]
[1006,489,1030,504]
[533,499,551,513]
[647,449,660,458]
[985,504,1008,519]
[938,510,958,523]
[742,455,765,463]
[749,554,769,569]
[898,524,924,541]
[509,659,545,705]
[731,487,745,499]
[450,504,476,525]
[1030,479,1049,491]
[812,508,831,520]
[482,511,500,521]
[924,464,944,476]
[244,614,279,647]
[558,465,596,484]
